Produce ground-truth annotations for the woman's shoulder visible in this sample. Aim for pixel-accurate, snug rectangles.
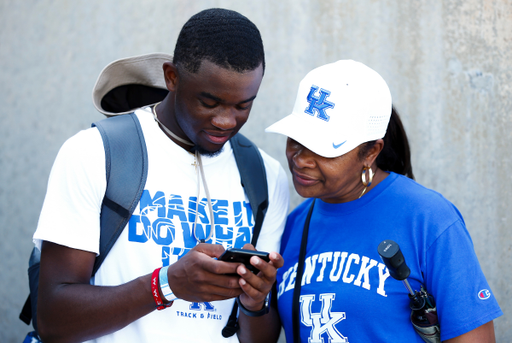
[386,172,464,222]
[288,198,315,220]
[280,198,315,249]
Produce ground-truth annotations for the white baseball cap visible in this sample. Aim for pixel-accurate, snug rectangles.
[265,60,392,158]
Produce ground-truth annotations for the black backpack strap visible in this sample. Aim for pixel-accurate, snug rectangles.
[19,247,40,328]
[222,133,269,338]
[19,296,31,325]
[91,112,148,275]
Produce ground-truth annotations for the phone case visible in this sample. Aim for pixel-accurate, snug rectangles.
[219,248,270,273]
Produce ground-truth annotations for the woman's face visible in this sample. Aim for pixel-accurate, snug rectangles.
[286,138,365,203]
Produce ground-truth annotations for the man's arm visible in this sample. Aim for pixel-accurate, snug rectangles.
[37,241,243,343]
[443,321,496,343]
[37,241,154,343]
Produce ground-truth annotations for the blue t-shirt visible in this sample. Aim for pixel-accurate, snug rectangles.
[277,172,502,343]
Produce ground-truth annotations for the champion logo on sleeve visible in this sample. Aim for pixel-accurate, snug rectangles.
[478,289,491,300]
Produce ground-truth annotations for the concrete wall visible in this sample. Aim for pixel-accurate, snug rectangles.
[1,0,510,341]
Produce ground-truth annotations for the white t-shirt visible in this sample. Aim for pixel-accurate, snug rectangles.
[34,108,290,343]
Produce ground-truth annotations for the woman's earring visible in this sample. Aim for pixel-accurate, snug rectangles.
[359,166,374,198]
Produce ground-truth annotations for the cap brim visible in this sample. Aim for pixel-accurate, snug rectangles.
[92,53,172,116]
[265,113,359,158]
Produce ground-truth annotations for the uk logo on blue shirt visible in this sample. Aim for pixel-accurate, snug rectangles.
[305,85,335,122]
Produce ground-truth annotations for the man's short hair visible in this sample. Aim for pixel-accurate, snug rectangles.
[173,8,265,74]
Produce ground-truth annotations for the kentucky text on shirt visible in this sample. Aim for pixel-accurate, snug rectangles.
[278,251,391,298]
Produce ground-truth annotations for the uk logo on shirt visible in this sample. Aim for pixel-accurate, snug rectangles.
[300,293,348,343]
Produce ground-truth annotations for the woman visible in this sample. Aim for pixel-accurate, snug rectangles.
[237,60,502,343]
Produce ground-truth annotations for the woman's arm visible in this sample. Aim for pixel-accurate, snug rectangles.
[443,320,495,343]
[237,302,282,343]
[236,249,284,343]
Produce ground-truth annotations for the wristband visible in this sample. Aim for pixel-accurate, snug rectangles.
[151,268,172,310]
[159,265,179,303]
[236,292,270,317]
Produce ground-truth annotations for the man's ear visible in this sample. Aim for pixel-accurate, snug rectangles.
[163,62,178,92]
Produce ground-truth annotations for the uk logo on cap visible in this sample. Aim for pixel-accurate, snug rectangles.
[304,85,334,122]
[478,289,491,300]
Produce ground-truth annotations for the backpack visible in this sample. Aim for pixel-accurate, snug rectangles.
[20,112,269,339]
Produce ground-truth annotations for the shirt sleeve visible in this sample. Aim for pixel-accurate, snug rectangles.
[33,128,107,255]
[425,219,503,341]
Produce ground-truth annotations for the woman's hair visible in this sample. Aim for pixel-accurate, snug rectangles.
[359,106,415,179]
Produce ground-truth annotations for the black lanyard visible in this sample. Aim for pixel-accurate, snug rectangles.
[292,199,316,343]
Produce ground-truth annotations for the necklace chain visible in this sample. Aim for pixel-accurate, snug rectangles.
[152,102,194,146]
[151,102,213,243]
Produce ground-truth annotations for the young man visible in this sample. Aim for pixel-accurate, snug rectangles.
[34,8,289,342]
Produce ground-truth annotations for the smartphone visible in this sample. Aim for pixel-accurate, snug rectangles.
[219,248,270,274]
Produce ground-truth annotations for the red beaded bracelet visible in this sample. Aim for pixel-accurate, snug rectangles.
[151,267,172,310]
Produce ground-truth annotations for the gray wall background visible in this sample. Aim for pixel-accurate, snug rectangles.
[1,0,510,342]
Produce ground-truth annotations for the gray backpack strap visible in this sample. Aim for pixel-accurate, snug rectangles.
[222,133,269,338]
[230,133,268,245]
[91,112,148,275]
[20,113,148,333]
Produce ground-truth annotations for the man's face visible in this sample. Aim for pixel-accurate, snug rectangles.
[173,60,264,156]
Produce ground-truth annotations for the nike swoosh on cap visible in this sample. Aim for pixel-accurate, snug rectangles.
[333,141,347,149]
